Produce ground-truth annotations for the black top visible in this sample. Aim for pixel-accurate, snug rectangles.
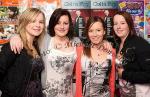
[117,35,150,84]
[0,43,44,97]
[24,57,44,97]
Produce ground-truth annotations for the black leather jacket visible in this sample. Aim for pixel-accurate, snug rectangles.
[117,35,150,84]
[0,43,33,97]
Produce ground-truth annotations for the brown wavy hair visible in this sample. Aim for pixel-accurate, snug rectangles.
[113,11,137,43]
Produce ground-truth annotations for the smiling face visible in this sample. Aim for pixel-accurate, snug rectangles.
[25,13,44,38]
[113,14,130,41]
[88,21,105,45]
[54,15,69,37]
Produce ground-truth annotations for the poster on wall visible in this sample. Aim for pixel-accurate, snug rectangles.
[0,0,19,45]
[118,0,144,38]
[145,0,150,43]
[28,0,61,25]
[61,0,90,43]
[91,0,118,46]
[61,0,118,45]
[19,0,61,25]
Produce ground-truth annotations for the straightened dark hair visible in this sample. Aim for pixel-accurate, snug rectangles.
[84,16,106,58]
[48,8,74,40]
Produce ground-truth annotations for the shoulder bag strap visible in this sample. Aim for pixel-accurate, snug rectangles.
[75,46,83,97]
[109,48,116,97]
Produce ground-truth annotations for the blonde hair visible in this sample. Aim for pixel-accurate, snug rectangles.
[17,8,46,58]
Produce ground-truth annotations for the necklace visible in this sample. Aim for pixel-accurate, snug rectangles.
[55,42,69,49]
[97,49,102,56]
[91,41,104,50]
[53,37,70,49]
[97,53,101,56]
[91,47,102,57]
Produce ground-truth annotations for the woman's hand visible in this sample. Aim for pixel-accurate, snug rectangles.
[103,40,112,53]
[10,34,23,54]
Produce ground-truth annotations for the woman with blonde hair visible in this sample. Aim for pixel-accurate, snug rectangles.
[0,8,45,97]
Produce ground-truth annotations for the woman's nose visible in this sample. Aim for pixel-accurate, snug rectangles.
[60,24,64,28]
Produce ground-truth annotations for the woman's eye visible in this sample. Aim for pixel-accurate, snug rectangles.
[39,21,44,24]
[64,22,69,25]
[97,29,101,32]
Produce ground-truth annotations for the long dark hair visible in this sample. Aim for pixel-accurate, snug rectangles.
[84,16,106,58]
[113,11,137,44]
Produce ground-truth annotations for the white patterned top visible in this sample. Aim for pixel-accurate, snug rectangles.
[42,38,77,97]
